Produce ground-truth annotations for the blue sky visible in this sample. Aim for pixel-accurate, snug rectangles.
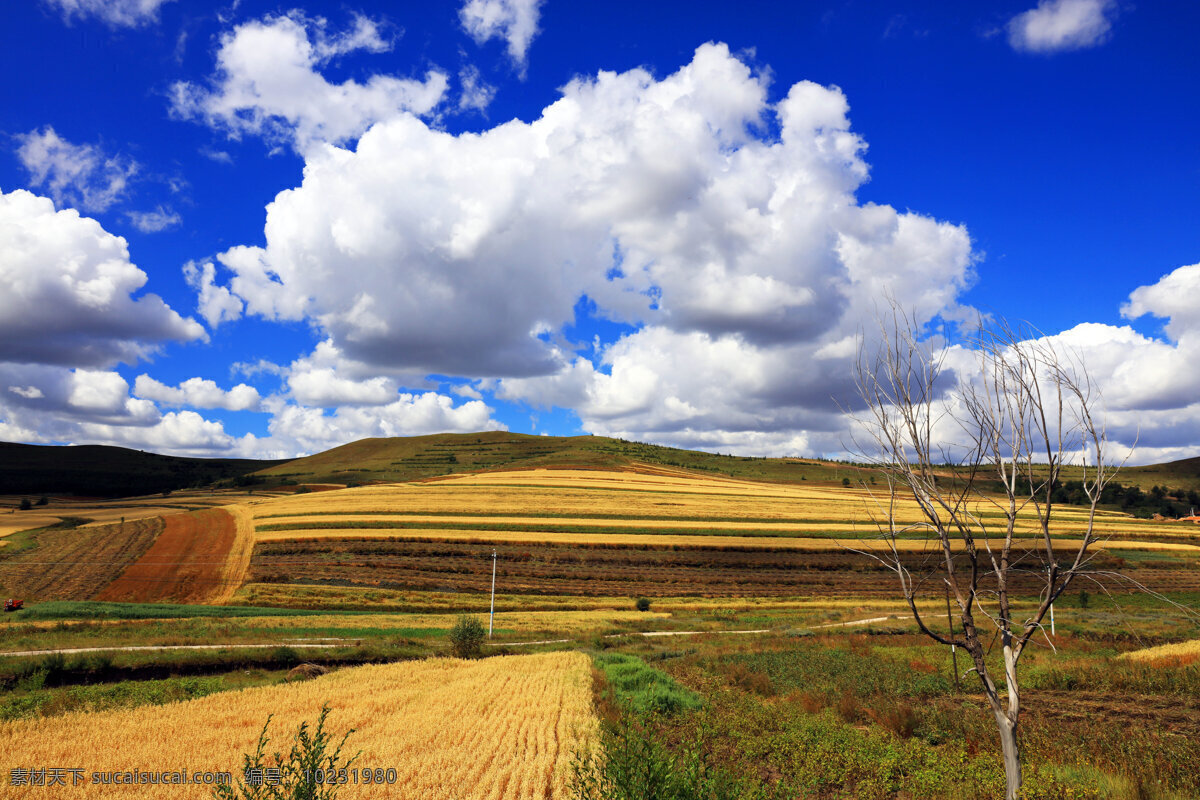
[1,0,1198,462]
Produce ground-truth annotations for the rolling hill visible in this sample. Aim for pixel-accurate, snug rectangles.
[251,431,858,485]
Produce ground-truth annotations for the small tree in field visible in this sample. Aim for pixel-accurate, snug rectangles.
[449,615,485,659]
[852,308,1123,800]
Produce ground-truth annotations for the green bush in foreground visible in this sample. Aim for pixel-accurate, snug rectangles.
[449,615,485,659]
[213,704,358,800]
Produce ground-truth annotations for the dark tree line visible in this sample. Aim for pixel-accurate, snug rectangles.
[1015,476,1200,518]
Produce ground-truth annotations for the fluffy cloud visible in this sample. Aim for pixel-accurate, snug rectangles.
[0,189,204,367]
[41,0,174,28]
[459,0,544,69]
[203,44,973,394]
[15,127,139,213]
[266,392,505,455]
[1007,0,1117,53]
[182,260,244,327]
[134,375,261,411]
[170,12,448,153]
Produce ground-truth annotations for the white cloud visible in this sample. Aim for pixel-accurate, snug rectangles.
[1007,0,1117,53]
[42,0,175,28]
[134,375,262,411]
[459,0,544,69]
[201,43,973,398]
[0,189,205,368]
[15,127,139,213]
[266,392,505,455]
[288,368,395,407]
[182,260,245,328]
[1122,262,1200,341]
[458,65,497,112]
[170,12,449,153]
[127,206,181,233]
[9,386,44,399]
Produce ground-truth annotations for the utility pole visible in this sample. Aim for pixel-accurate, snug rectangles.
[945,581,960,692]
[488,549,497,638]
[1047,564,1056,637]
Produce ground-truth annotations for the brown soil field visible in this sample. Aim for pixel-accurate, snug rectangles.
[249,537,1194,598]
[97,508,239,604]
[0,518,161,600]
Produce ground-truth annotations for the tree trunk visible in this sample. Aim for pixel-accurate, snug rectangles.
[994,710,1022,800]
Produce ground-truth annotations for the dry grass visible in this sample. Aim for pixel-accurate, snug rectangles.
[0,651,596,799]
[250,469,1179,546]
[240,609,670,635]
[1120,638,1200,664]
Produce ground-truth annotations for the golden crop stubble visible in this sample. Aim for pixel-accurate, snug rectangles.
[0,652,596,800]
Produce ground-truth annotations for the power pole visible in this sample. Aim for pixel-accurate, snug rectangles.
[945,581,960,692]
[488,549,497,638]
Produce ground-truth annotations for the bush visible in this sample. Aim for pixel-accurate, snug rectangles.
[35,496,49,506]
[635,597,651,612]
[449,615,485,659]
[213,704,359,800]
[18,497,31,510]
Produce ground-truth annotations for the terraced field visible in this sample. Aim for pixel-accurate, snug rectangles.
[242,469,1200,599]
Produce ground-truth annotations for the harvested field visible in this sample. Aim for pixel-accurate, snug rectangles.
[248,537,1200,598]
[0,518,161,601]
[237,469,1200,601]
[0,651,595,799]
[97,508,241,604]
[1121,638,1200,664]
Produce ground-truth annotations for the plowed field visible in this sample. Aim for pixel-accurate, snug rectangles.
[97,508,240,604]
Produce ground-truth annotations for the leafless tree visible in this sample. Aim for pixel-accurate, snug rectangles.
[850,306,1121,800]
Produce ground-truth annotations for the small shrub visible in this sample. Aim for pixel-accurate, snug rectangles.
[294,486,312,494]
[213,704,359,800]
[449,615,485,659]
[635,597,651,612]
[1078,588,1090,609]
[836,689,864,724]
[271,646,300,667]
[868,700,919,739]
[35,496,49,506]
[18,497,31,511]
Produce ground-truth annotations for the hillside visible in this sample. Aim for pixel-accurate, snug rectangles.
[252,431,864,485]
[0,442,290,497]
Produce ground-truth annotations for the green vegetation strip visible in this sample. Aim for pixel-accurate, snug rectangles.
[592,651,703,715]
[3,600,367,621]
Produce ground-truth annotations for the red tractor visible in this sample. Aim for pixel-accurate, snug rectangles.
[3,598,23,612]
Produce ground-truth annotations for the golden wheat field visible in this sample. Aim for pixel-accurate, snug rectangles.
[246,469,1182,547]
[0,652,595,799]
[1121,638,1200,663]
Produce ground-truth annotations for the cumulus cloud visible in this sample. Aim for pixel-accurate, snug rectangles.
[1007,0,1117,53]
[266,392,505,455]
[195,44,973,455]
[170,12,449,153]
[182,260,245,328]
[41,0,174,28]
[459,0,544,69]
[15,127,139,213]
[126,206,181,233]
[134,375,261,411]
[203,44,972,384]
[0,189,205,368]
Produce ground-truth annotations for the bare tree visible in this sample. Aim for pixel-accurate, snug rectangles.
[851,307,1119,800]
